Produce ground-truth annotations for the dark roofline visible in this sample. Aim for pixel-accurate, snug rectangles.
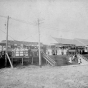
[1,40,43,46]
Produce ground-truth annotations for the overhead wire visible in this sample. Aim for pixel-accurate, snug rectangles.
[0,15,7,19]
[0,15,37,42]
[0,15,34,25]
[9,17,37,41]
[0,29,16,41]
[22,35,37,41]
[0,15,87,33]
[10,17,34,25]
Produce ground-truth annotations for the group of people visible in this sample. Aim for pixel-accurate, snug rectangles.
[46,48,83,64]
[68,54,82,64]
[46,48,68,55]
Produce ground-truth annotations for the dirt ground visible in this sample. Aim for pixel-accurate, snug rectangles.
[0,65,88,88]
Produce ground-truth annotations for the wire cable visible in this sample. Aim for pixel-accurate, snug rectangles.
[0,29,16,41]
[10,17,34,25]
[0,15,34,25]
[0,15,7,19]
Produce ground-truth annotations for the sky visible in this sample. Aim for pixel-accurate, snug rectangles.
[0,0,88,44]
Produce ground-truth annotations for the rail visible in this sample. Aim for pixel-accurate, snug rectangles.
[42,51,56,66]
[78,54,88,62]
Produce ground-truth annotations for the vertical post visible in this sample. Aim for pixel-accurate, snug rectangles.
[6,53,13,68]
[12,58,13,66]
[5,16,9,67]
[38,19,41,67]
[31,52,33,65]
[31,57,33,64]
[2,46,3,51]
[22,58,23,66]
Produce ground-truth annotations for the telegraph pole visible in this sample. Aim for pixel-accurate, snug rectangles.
[38,19,41,67]
[5,16,9,67]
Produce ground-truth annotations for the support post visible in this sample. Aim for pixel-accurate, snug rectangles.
[38,19,41,67]
[31,56,33,65]
[22,58,23,66]
[12,58,13,66]
[5,16,9,67]
[6,53,13,68]
[2,46,3,51]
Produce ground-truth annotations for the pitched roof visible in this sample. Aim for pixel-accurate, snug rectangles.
[53,37,88,46]
[54,38,74,44]
[75,38,88,46]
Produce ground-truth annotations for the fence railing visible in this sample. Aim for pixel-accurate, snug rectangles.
[42,51,56,66]
[78,54,88,62]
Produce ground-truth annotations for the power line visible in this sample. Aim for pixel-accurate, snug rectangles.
[0,15,34,25]
[0,29,16,41]
[0,15,7,19]
[0,15,39,43]
[10,17,34,25]
[22,35,37,41]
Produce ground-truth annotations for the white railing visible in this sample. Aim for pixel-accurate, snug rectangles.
[77,54,88,65]
[42,51,56,66]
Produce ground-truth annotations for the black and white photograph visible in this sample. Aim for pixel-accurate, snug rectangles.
[0,0,88,88]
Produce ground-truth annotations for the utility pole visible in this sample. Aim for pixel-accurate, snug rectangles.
[37,18,44,67]
[5,16,9,67]
[38,19,41,67]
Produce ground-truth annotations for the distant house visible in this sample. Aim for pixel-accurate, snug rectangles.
[0,40,44,57]
[53,38,88,54]
[1,40,43,46]
[0,40,43,51]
